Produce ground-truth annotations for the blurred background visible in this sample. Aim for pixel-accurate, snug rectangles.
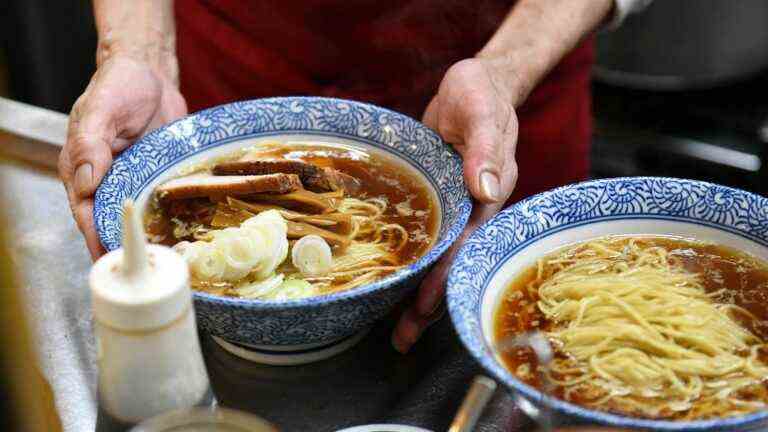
[2,0,767,194]
[0,1,766,430]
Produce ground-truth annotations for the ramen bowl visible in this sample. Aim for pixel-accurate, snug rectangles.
[447,177,768,431]
[94,97,471,364]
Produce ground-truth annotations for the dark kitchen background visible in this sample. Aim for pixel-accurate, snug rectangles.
[1,0,767,195]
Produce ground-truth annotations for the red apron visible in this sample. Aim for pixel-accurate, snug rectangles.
[175,0,593,202]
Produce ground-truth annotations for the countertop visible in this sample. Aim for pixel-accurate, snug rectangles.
[0,139,526,432]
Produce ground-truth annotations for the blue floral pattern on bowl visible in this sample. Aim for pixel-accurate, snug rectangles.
[94,97,471,348]
[448,177,768,431]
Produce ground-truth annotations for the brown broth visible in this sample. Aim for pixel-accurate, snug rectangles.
[290,144,439,264]
[144,142,439,291]
[494,236,768,420]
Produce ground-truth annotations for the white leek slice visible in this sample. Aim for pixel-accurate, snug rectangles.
[210,227,264,280]
[273,278,316,300]
[175,241,226,281]
[242,210,289,279]
[247,224,288,279]
[236,273,285,299]
[194,246,227,281]
[242,209,287,235]
[174,210,290,283]
[291,235,333,277]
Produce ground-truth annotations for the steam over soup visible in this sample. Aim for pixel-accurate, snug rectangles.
[495,236,768,421]
[145,141,439,300]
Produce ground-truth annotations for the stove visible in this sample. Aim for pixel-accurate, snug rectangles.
[591,73,768,195]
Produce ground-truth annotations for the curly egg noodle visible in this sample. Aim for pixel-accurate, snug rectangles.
[289,197,407,294]
[501,236,768,420]
[145,142,438,301]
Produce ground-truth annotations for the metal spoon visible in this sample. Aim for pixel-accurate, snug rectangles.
[447,375,498,432]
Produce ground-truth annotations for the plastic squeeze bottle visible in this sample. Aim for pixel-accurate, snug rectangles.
[91,200,212,431]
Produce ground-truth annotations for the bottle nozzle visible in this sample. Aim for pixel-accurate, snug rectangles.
[122,199,149,279]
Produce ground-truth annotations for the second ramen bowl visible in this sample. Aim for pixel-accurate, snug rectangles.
[94,97,471,364]
[447,177,768,431]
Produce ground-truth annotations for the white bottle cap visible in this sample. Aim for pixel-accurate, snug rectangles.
[90,200,191,332]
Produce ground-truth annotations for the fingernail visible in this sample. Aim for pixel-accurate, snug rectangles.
[74,163,93,196]
[480,170,501,202]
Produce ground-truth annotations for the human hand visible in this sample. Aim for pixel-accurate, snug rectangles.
[392,58,520,353]
[59,55,187,259]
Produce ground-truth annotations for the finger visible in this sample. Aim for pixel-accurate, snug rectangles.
[393,243,465,354]
[392,306,420,354]
[110,137,133,153]
[416,202,502,315]
[497,113,520,195]
[65,98,117,199]
[392,297,446,354]
[159,84,188,122]
[458,100,515,205]
[73,198,107,260]
[392,202,504,353]
[497,156,519,203]
[416,245,455,316]
[63,168,107,261]
[61,98,114,260]
[421,97,439,131]
[144,85,188,133]
[434,86,506,204]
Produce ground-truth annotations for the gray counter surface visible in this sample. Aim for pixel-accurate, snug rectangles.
[1,152,527,432]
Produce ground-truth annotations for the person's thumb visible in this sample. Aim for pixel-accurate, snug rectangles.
[63,97,118,200]
[450,90,520,205]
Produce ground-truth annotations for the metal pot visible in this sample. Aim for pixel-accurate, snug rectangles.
[595,0,768,90]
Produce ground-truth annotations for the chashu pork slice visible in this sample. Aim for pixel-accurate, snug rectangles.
[212,159,360,194]
[156,173,301,202]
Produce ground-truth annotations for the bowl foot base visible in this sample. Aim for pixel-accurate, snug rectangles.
[211,328,370,366]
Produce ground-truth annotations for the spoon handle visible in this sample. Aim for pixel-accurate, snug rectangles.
[447,376,497,432]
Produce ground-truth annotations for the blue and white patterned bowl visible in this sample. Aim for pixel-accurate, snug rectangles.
[94,97,471,356]
[447,177,768,431]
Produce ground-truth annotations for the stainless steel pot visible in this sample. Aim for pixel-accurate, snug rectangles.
[595,0,768,90]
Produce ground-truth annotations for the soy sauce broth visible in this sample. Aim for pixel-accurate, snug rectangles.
[144,141,440,275]
[493,236,768,419]
[283,143,440,263]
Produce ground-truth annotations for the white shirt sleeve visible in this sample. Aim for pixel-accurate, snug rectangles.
[606,0,653,29]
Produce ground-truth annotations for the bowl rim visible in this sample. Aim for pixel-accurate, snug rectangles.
[95,96,472,310]
[447,176,768,431]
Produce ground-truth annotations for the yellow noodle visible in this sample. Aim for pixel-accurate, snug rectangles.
[326,270,382,292]
[530,236,768,419]
[278,197,408,294]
